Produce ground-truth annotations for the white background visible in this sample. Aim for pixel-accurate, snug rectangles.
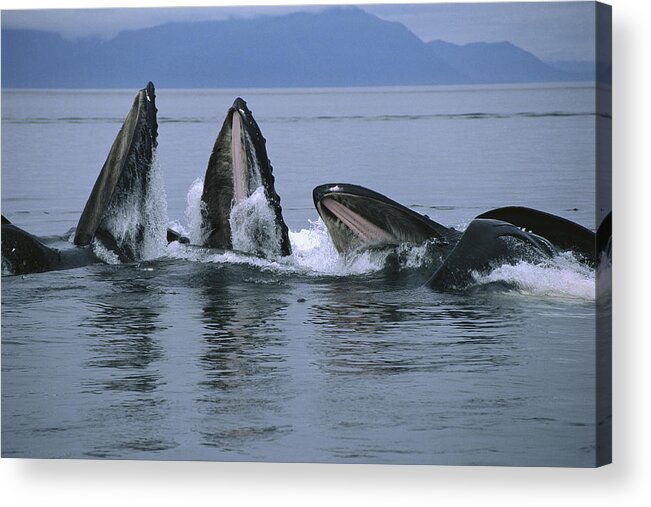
[1,0,649,504]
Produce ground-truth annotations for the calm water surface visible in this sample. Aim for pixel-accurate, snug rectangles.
[2,84,606,465]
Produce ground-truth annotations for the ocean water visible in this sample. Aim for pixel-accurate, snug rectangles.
[1,84,608,465]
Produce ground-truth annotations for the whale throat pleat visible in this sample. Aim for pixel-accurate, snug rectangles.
[231,112,248,204]
[321,196,396,245]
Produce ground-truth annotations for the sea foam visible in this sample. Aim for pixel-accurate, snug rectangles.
[473,251,595,301]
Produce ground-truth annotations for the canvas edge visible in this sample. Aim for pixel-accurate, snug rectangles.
[595,0,612,468]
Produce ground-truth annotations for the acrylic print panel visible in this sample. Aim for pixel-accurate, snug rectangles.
[1,2,611,466]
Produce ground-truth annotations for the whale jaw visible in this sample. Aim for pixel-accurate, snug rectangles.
[200,98,291,257]
[313,183,458,254]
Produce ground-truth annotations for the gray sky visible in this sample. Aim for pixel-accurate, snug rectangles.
[1,2,597,61]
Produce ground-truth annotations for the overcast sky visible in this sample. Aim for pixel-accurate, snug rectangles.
[1,2,598,61]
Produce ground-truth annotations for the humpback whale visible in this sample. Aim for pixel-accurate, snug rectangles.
[426,217,558,290]
[427,208,611,290]
[198,98,291,257]
[74,81,159,260]
[312,183,605,291]
[475,206,597,265]
[312,183,461,254]
[1,216,99,275]
[2,82,161,275]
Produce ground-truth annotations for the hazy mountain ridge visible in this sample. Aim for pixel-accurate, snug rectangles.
[427,39,573,83]
[2,7,600,88]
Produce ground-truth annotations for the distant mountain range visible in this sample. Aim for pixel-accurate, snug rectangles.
[1,7,606,88]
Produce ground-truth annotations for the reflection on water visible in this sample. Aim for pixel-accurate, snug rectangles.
[84,269,167,384]
[80,266,177,457]
[309,279,410,334]
[309,280,526,376]
[191,265,293,452]
[0,257,598,465]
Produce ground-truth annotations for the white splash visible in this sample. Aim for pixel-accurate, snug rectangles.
[98,151,169,261]
[91,239,121,264]
[184,177,207,244]
[141,153,169,259]
[165,240,290,272]
[230,186,284,257]
[473,251,595,300]
[288,218,386,275]
[1,258,15,276]
[178,178,288,260]
[393,240,441,269]
[165,214,387,277]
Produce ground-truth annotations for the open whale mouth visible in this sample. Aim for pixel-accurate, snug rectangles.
[74,81,160,261]
[230,103,254,203]
[199,98,291,256]
[313,183,459,254]
[226,98,266,203]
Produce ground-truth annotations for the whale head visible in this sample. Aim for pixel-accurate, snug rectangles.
[199,98,291,257]
[73,81,160,261]
[312,183,458,254]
